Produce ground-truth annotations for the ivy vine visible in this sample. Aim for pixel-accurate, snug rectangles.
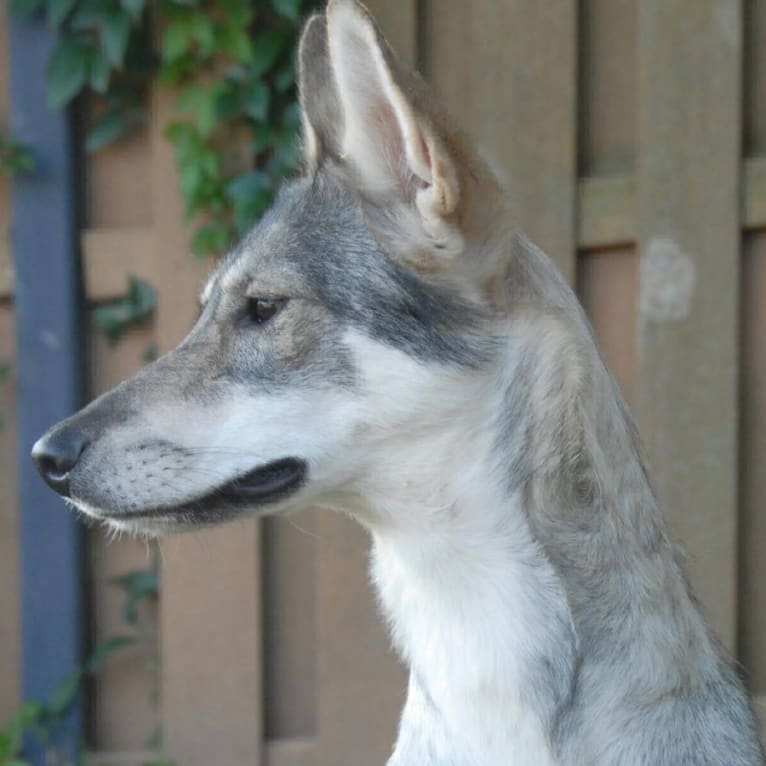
[0,3,314,761]
[11,0,315,257]
[0,555,165,766]
[0,134,34,178]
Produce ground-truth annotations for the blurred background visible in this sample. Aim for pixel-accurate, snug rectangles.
[0,0,765,764]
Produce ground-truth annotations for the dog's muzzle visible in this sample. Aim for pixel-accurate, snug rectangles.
[32,420,309,525]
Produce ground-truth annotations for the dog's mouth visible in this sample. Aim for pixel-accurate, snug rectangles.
[94,457,308,525]
[220,457,307,503]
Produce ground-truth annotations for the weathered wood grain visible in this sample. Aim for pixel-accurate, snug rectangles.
[427,0,578,282]
[636,0,742,648]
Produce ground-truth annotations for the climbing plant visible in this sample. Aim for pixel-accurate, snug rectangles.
[0,3,314,761]
[10,0,315,257]
[0,134,34,178]
[0,554,164,766]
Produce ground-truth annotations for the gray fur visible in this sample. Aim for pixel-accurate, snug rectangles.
[230,174,498,367]
[492,234,764,764]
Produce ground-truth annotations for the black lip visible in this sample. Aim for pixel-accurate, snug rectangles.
[99,457,308,523]
[220,458,308,503]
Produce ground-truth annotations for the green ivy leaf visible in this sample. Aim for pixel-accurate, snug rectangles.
[244,80,270,122]
[45,671,82,719]
[47,37,90,109]
[225,170,270,201]
[272,0,302,22]
[47,0,77,27]
[142,341,158,363]
[217,0,251,25]
[85,636,137,674]
[274,59,296,94]
[191,222,232,258]
[86,110,125,152]
[162,17,193,62]
[227,171,273,231]
[10,0,43,17]
[69,0,108,30]
[188,12,216,56]
[121,0,147,22]
[250,30,288,78]
[158,51,196,84]
[17,703,44,729]
[164,120,195,144]
[213,81,244,120]
[251,122,276,154]
[269,133,299,176]
[92,277,156,345]
[101,8,132,67]
[111,567,160,597]
[0,136,34,178]
[177,84,218,137]
[216,25,253,64]
[88,48,111,93]
[281,101,301,130]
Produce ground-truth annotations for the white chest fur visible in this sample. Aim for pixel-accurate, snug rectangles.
[370,505,573,766]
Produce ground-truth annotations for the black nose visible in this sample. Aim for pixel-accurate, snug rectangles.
[31,426,89,497]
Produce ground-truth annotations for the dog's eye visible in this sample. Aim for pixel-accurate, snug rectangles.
[246,297,286,324]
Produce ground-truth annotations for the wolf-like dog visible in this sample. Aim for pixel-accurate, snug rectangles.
[33,2,765,764]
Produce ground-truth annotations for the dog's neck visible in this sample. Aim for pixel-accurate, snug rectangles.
[352,248,703,765]
[369,475,573,764]
[353,338,581,765]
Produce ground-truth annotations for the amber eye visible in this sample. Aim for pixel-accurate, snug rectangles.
[246,297,286,324]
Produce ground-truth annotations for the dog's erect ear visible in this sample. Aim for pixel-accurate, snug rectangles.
[298,0,466,261]
[298,14,342,169]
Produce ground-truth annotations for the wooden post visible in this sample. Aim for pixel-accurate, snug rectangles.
[0,0,20,728]
[739,234,766,692]
[637,0,742,648]
[9,10,85,765]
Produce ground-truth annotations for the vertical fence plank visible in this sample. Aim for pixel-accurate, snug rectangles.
[578,0,638,177]
[577,249,638,407]
[637,0,742,648]
[0,307,19,724]
[427,0,578,282]
[152,83,265,766]
[366,0,417,68]
[9,11,85,765]
[0,0,20,728]
[744,0,766,157]
[740,233,766,694]
[315,512,407,766]
[263,511,318,744]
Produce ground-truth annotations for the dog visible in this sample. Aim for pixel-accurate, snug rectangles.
[32,2,765,764]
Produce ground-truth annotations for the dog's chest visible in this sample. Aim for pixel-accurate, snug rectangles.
[371,532,563,766]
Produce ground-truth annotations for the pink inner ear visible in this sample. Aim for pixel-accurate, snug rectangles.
[418,134,431,178]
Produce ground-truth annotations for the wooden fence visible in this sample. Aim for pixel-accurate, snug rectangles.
[1,1,765,764]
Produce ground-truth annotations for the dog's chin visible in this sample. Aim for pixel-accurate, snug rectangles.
[71,457,308,538]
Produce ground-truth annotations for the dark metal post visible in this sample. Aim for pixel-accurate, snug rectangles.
[9,11,84,766]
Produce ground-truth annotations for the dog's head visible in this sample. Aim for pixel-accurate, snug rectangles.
[33,0,509,536]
